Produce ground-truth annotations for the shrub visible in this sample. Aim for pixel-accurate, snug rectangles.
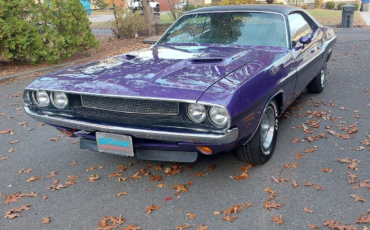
[0,0,98,64]
[326,1,335,9]
[186,4,195,10]
[111,8,147,38]
[196,4,203,8]
[337,3,345,10]
[302,4,309,9]
[218,0,255,6]
[352,3,359,10]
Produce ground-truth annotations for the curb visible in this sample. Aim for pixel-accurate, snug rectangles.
[0,57,94,84]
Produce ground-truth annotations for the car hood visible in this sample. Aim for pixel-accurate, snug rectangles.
[26,45,268,102]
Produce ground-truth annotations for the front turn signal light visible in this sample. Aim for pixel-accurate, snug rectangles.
[196,146,213,155]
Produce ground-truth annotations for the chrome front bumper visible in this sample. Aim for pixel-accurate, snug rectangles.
[25,107,239,144]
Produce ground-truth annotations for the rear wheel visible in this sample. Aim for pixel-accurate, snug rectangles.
[307,62,327,93]
[236,99,279,164]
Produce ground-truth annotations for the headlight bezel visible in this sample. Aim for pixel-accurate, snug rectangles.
[33,90,50,107]
[187,103,230,129]
[208,106,230,127]
[187,103,207,123]
[51,92,69,109]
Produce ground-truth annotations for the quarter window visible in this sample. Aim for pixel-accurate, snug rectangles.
[288,13,313,48]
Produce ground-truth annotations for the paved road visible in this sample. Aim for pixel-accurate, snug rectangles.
[1,28,370,230]
[88,14,115,23]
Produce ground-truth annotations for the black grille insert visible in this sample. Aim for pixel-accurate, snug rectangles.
[80,95,179,115]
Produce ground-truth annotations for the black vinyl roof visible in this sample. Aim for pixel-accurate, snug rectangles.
[186,4,304,16]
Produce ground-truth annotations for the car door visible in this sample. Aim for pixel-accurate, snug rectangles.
[289,12,322,97]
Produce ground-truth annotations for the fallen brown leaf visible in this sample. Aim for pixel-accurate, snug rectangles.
[41,217,50,224]
[321,168,333,173]
[222,215,237,222]
[264,201,285,210]
[145,204,161,214]
[86,166,97,172]
[87,175,100,182]
[150,175,163,182]
[303,206,313,213]
[157,183,167,188]
[283,162,297,168]
[27,175,42,183]
[4,213,20,219]
[176,224,191,230]
[115,192,128,197]
[186,212,196,219]
[307,223,318,229]
[122,224,140,230]
[8,148,16,153]
[46,171,57,179]
[355,213,370,223]
[50,137,59,142]
[264,187,276,200]
[206,164,215,171]
[194,172,207,177]
[172,184,188,193]
[350,194,366,202]
[196,225,208,230]
[233,172,250,180]
[271,215,284,224]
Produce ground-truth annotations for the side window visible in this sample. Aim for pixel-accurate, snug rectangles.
[288,13,313,48]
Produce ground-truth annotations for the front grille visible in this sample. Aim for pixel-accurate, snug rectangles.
[80,95,179,115]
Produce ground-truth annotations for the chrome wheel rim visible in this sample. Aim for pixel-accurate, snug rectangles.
[320,69,325,88]
[260,107,275,151]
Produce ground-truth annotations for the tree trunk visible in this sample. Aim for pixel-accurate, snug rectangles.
[142,0,156,36]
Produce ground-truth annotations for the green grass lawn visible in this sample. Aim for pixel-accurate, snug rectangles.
[306,9,366,26]
[160,13,176,24]
[160,9,367,26]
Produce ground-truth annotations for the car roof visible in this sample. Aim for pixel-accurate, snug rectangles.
[186,4,304,16]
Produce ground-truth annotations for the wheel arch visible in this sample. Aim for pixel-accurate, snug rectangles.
[242,90,285,145]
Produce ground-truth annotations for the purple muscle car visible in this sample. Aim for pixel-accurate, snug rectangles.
[23,5,336,164]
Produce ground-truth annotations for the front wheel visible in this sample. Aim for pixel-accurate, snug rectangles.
[236,99,279,164]
[307,62,327,93]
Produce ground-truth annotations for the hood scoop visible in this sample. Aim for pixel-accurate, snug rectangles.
[124,54,136,60]
[190,58,224,64]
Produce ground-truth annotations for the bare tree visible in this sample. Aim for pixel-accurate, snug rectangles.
[142,0,156,36]
[167,0,183,21]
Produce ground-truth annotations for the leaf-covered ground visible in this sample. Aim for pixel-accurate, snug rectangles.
[0,28,369,230]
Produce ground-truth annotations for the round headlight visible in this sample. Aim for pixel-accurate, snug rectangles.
[52,92,68,109]
[187,104,206,123]
[209,106,229,127]
[35,91,50,107]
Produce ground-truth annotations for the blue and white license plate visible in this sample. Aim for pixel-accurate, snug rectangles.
[96,132,134,157]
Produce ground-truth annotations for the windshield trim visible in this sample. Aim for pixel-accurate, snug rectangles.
[154,11,289,49]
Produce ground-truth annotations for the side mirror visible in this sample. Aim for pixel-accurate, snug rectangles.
[299,36,311,45]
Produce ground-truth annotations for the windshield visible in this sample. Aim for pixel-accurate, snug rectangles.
[157,12,287,48]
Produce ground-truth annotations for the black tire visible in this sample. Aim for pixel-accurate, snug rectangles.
[236,99,279,164]
[307,62,327,93]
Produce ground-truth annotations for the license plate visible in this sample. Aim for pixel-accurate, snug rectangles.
[96,132,134,157]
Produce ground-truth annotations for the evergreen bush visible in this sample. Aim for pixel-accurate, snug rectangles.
[337,3,345,10]
[187,4,195,10]
[326,1,335,9]
[0,0,98,64]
